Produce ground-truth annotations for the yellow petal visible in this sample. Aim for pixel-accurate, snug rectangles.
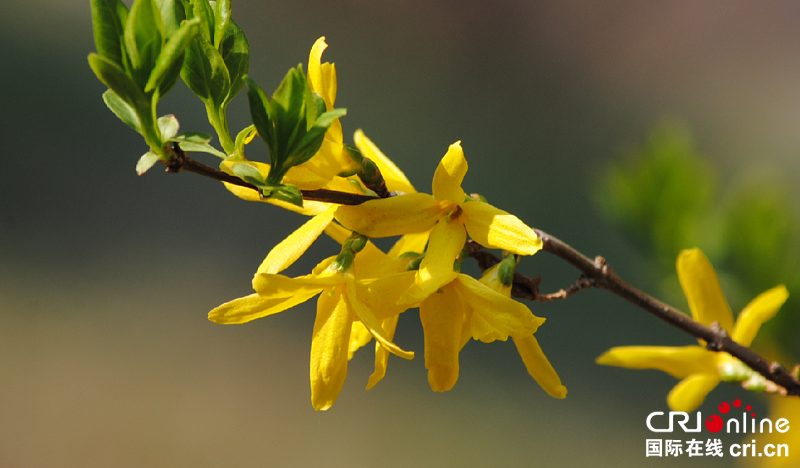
[301,125,361,180]
[366,314,399,390]
[311,255,337,276]
[356,271,418,320]
[324,222,398,279]
[323,220,386,262]
[478,263,512,297]
[667,373,720,412]
[222,161,333,216]
[208,291,318,324]
[320,62,337,108]
[462,201,542,255]
[458,306,474,351]
[470,311,509,343]
[353,251,406,281]
[252,272,341,298]
[221,160,332,191]
[732,285,789,346]
[269,197,334,216]
[345,275,414,360]
[354,129,416,194]
[399,218,464,304]
[454,274,545,337]
[256,206,337,275]
[677,249,734,332]
[348,321,372,360]
[752,396,800,467]
[420,283,465,391]
[387,230,431,258]
[334,193,443,238]
[431,141,467,203]
[595,346,717,379]
[307,37,336,108]
[310,284,354,411]
[512,335,567,399]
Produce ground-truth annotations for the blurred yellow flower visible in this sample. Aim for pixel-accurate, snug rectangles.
[597,248,788,412]
[745,395,800,468]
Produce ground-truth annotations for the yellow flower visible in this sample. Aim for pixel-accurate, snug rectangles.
[458,263,567,398]
[326,221,430,389]
[335,141,543,302]
[418,269,545,392]
[247,130,421,277]
[299,37,360,180]
[221,126,416,217]
[745,396,800,468]
[596,248,788,412]
[209,250,414,411]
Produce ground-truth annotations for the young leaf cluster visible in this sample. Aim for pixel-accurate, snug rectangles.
[89,0,201,153]
[240,70,346,206]
[180,0,249,154]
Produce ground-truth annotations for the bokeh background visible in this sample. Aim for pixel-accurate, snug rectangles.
[2,1,800,466]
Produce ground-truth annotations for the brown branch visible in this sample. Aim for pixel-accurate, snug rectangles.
[162,144,379,206]
[533,228,800,397]
[537,276,595,302]
[160,145,800,396]
[468,243,585,302]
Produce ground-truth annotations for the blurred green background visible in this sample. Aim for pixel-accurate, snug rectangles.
[2,1,800,466]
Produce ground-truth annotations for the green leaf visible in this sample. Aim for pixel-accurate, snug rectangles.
[172,131,212,143]
[234,124,256,155]
[270,66,307,165]
[174,141,227,158]
[180,33,230,107]
[157,114,180,139]
[136,151,161,175]
[311,108,346,131]
[219,19,249,106]
[268,184,304,207]
[307,91,327,127]
[102,89,142,133]
[231,162,267,187]
[189,0,214,43]
[286,108,346,167]
[244,77,276,159]
[89,53,149,111]
[90,0,128,65]
[213,0,230,50]
[124,0,164,89]
[155,0,185,35]
[145,16,201,93]
[169,131,226,158]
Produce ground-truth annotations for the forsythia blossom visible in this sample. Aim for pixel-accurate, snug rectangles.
[335,141,543,303]
[596,248,788,412]
[207,37,562,410]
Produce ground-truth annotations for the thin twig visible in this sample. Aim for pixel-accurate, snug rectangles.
[533,228,800,397]
[537,276,595,302]
[163,144,379,205]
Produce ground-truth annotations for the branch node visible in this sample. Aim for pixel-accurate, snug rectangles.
[705,322,727,351]
[164,142,186,173]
